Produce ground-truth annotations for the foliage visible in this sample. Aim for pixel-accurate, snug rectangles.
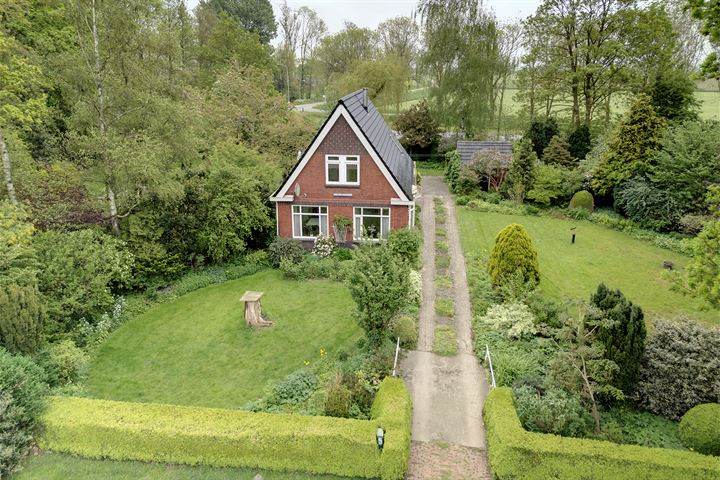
[567,124,592,160]
[0,200,37,286]
[432,325,458,356]
[35,340,89,387]
[207,0,277,44]
[268,236,306,268]
[591,284,646,395]
[0,347,48,478]
[434,298,454,317]
[527,164,582,206]
[505,138,537,204]
[592,94,667,196]
[651,120,720,216]
[569,191,594,212]
[444,150,461,192]
[470,149,511,192]
[688,221,720,307]
[481,303,537,339]
[525,117,559,158]
[513,385,592,437]
[34,229,133,335]
[347,245,410,348]
[387,228,422,267]
[542,135,575,167]
[483,387,720,480]
[614,177,680,231]
[648,68,699,122]
[634,319,720,420]
[0,283,44,354]
[41,378,411,480]
[395,100,440,155]
[488,223,540,287]
[324,373,352,418]
[312,234,336,258]
[679,403,720,455]
[596,406,685,450]
[390,315,417,348]
[327,56,409,111]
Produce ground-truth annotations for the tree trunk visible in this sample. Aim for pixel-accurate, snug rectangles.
[107,185,120,236]
[0,128,18,204]
[496,75,507,139]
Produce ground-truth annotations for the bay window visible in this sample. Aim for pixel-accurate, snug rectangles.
[292,205,328,239]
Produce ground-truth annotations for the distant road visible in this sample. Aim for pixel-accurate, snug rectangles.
[293,101,325,113]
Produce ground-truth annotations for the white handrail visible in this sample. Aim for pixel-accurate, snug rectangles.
[484,344,497,388]
[392,336,401,377]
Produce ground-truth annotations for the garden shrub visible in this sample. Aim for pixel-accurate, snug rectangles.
[569,190,594,212]
[678,214,710,235]
[688,220,720,307]
[634,319,720,420]
[614,177,680,232]
[0,283,44,354]
[407,270,422,307]
[542,135,575,167]
[596,407,685,450]
[480,302,537,339]
[679,403,720,455]
[588,211,693,256]
[387,228,422,267]
[566,207,591,220]
[36,340,89,387]
[267,236,305,268]
[484,387,720,479]
[488,223,540,287]
[269,368,317,406]
[332,247,354,261]
[324,374,353,418]
[42,378,411,480]
[491,348,543,387]
[390,315,418,347]
[527,164,581,206]
[444,150,461,192]
[513,385,592,437]
[0,348,48,478]
[312,235,336,258]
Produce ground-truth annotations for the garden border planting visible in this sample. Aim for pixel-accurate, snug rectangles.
[41,378,412,480]
[484,387,720,479]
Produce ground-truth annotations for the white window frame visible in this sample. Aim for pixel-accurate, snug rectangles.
[292,205,328,240]
[353,207,391,241]
[325,155,360,186]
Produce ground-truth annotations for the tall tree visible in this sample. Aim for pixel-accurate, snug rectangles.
[315,22,375,82]
[277,1,300,100]
[207,0,276,44]
[376,16,419,72]
[418,0,502,134]
[296,6,326,99]
[494,21,523,137]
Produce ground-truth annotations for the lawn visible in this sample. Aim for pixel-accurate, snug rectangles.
[415,161,445,176]
[457,209,718,325]
[15,453,357,480]
[87,270,362,409]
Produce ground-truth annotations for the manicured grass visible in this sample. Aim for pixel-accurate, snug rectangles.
[435,255,450,269]
[457,209,718,325]
[87,270,362,409]
[415,161,445,177]
[15,453,356,480]
[435,275,453,290]
[432,326,458,356]
[435,298,455,318]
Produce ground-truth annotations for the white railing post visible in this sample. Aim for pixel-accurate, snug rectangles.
[485,344,497,388]
[392,336,401,377]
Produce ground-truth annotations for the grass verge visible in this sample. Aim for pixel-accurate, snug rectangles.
[433,326,458,356]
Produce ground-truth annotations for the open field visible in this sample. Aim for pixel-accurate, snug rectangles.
[457,209,719,326]
[16,453,357,480]
[87,270,362,409]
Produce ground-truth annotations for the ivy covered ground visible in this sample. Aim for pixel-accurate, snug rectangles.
[457,209,718,326]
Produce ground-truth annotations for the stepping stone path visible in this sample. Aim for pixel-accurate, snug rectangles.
[400,176,491,479]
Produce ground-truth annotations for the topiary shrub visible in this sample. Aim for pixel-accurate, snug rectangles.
[488,223,540,287]
[679,403,720,455]
[569,190,594,213]
[267,237,305,268]
[0,348,48,477]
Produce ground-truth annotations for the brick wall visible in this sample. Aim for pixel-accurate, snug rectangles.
[276,115,411,240]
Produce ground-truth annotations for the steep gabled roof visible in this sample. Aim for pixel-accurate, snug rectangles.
[458,140,513,165]
[338,89,414,199]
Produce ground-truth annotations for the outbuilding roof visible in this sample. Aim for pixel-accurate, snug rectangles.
[457,140,513,165]
[339,89,414,199]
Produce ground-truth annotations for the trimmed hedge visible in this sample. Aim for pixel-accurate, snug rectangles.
[484,387,720,479]
[41,377,411,479]
[679,403,720,456]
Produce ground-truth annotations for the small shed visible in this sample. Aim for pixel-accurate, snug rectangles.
[457,141,513,165]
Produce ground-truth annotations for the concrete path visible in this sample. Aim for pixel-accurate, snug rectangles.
[400,176,491,479]
[293,101,324,113]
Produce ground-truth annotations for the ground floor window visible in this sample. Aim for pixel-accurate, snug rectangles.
[353,207,390,240]
[292,205,328,239]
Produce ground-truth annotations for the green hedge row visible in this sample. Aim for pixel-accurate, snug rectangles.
[484,388,720,479]
[41,377,411,479]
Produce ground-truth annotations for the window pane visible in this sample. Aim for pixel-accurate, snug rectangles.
[381,216,390,239]
[364,216,381,238]
[301,206,319,214]
[293,205,300,214]
[302,214,320,237]
[320,206,328,214]
[346,164,358,182]
[382,208,390,216]
[347,156,359,163]
[320,215,328,235]
[354,215,362,240]
[327,163,340,182]
[293,214,302,236]
[364,208,381,216]
[328,156,339,161]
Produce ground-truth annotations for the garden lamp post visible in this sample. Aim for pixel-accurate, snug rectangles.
[376,427,385,450]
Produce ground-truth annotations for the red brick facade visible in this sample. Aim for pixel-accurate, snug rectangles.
[276,115,412,242]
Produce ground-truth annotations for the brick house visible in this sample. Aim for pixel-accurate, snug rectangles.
[270,89,415,244]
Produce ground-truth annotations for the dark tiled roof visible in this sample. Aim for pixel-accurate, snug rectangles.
[457,141,513,165]
[339,89,414,199]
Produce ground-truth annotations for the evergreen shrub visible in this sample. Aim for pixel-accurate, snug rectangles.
[679,403,720,455]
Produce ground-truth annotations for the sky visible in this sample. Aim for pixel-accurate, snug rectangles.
[186,0,542,36]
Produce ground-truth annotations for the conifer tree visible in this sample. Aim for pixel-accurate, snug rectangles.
[488,223,540,286]
[542,135,575,167]
[506,138,537,203]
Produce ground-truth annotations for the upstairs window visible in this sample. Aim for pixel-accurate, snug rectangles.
[326,155,359,186]
[292,205,328,239]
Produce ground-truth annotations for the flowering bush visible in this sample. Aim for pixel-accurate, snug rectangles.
[312,234,336,258]
[480,302,537,339]
[408,270,422,306]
